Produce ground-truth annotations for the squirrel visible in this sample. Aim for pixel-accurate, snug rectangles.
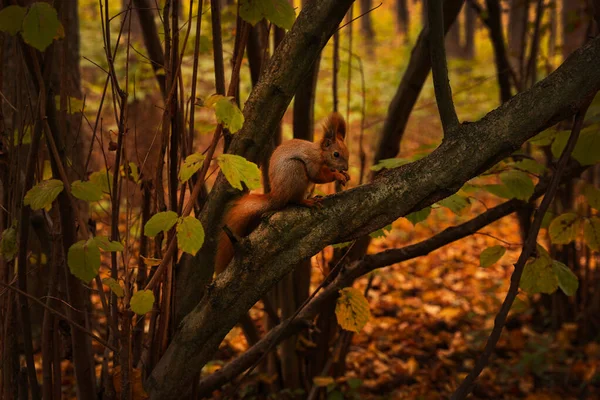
[214,112,350,275]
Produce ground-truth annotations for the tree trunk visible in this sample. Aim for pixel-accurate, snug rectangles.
[446,9,463,57]
[508,0,530,87]
[562,0,589,58]
[464,1,476,58]
[360,0,376,41]
[396,0,410,39]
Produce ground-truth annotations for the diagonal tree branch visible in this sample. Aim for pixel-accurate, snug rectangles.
[148,36,600,399]
[428,0,460,135]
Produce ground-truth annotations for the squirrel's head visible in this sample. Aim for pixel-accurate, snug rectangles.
[320,112,349,172]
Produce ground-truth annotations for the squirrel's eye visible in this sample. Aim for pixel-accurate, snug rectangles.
[333,151,340,158]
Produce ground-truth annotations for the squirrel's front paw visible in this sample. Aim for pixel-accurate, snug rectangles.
[334,171,350,186]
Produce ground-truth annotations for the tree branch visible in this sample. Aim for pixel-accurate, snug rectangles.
[428,0,460,135]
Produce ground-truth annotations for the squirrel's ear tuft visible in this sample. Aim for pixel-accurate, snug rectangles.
[323,112,346,140]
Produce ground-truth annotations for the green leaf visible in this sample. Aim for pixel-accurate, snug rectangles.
[176,216,205,256]
[437,194,470,215]
[480,245,506,268]
[204,95,245,133]
[584,217,600,251]
[511,159,546,175]
[548,213,579,244]
[541,210,556,230]
[144,211,179,237]
[71,180,103,202]
[21,2,61,51]
[93,236,124,252]
[215,98,244,133]
[405,206,431,226]
[370,158,410,172]
[179,153,206,183]
[102,277,124,297]
[551,130,570,158]
[520,256,558,294]
[572,125,600,165]
[89,169,113,193]
[552,260,579,296]
[24,179,64,211]
[483,184,514,199]
[0,5,26,35]
[529,128,557,146]
[239,0,263,25]
[583,184,600,210]
[369,224,392,239]
[335,287,371,333]
[67,239,101,283]
[499,170,534,200]
[130,290,155,315]
[0,227,18,261]
[239,0,296,29]
[216,154,261,190]
[551,126,600,165]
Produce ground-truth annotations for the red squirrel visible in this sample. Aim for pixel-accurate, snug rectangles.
[214,112,350,274]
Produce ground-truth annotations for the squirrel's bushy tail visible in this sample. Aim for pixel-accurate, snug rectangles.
[214,193,272,275]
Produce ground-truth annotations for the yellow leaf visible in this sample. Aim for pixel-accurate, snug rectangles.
[335,287,371,333]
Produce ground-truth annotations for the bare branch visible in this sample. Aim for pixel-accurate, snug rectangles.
[428,0,460,134]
